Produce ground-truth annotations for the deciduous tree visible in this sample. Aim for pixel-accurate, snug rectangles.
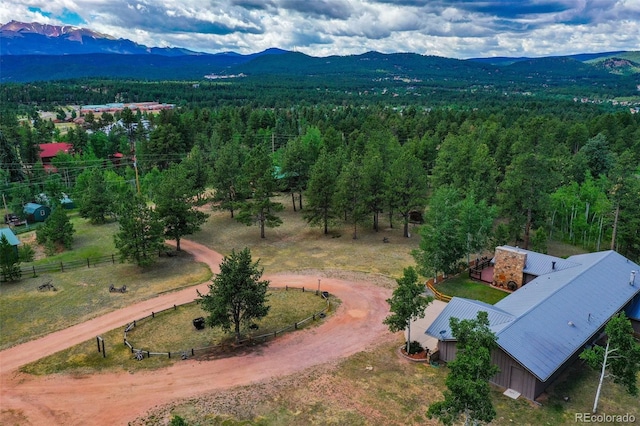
[427,311,499,426]
[383,266,433,354]
[580,312,640,413]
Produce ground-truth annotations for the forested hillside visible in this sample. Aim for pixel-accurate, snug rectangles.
[1,85,639,268]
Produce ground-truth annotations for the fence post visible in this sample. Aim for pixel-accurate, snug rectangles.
[87,258,90,268]
[32,265,37,278]
[112,254,115,264]
[60,261,64,272]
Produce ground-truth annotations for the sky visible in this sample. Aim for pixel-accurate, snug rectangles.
[1,0,639,59]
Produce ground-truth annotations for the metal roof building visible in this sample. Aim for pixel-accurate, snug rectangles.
[426,250,640,401]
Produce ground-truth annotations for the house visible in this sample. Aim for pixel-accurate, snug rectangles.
[0,228,20,256]
[426,249,640,401]
[23,203,51,223]
[39,142,73,171]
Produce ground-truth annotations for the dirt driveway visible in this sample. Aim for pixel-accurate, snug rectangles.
[0,240,393,425]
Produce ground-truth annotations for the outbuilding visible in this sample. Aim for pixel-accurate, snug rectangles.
[23,203,51,223]
[0,228,20,256]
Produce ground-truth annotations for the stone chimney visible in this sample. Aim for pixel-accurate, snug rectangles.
[492,246,527,290]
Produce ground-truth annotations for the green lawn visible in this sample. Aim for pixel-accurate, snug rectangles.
[434,275,509,304]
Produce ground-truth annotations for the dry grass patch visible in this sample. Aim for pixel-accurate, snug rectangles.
[192,194,420,279]
[0,252,211,350]
[21,288,331,375]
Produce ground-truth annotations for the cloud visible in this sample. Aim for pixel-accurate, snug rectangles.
[1,0,639,58]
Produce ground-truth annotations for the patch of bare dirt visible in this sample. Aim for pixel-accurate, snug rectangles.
[0,240,394,426]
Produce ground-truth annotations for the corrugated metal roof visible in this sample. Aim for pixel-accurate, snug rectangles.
[0,228,20,246]
[426,297,514,341]
[498,245,581,276]
[426,250,640,382]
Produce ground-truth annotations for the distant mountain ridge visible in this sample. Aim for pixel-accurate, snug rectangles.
[0,20,206,56]
[1,20,638,95]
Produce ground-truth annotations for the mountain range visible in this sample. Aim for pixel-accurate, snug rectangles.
[1,20,639,94]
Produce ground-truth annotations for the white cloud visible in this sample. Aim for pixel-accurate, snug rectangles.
[1,0,638,58]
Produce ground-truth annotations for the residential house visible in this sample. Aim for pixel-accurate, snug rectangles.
[39,142,73,171]
[426,249,640,401]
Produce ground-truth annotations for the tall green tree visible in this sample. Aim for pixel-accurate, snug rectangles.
[335,156,367,239]
[236,145,283,239]
[197,247,270,341]
[580,312,640,413]
[498,152,556,249]
[0,234,21,282]
[75,168,111,224]
[211,140,246,218]
[413,187,464,279]
[427,311,499,426]
[114,193,165,267]
[304,148,340,234]
[383,266,433,354]
[385,149,428,237]
[36,205,75,255]
[154,164,208,251]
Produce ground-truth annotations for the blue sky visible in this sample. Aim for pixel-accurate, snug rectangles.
[2,0,639,58]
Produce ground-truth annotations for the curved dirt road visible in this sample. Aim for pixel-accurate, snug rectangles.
[0,240,393,425]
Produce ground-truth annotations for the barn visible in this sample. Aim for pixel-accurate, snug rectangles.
[24,203,51,223]
[426,250,640,401]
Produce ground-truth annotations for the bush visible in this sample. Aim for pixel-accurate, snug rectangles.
[408,340,424,355]
[18,244,35,262]
[170,415,189,426]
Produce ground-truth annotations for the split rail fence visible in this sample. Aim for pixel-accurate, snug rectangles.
[122,286,331,360]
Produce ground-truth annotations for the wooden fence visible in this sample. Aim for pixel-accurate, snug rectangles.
[426,279,452,302]
[20,254,118,277]
[122,286,331,360]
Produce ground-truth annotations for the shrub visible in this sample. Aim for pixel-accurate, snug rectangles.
[408,340,424,355]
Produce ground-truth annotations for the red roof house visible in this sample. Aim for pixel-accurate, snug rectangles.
[39,143,73,171]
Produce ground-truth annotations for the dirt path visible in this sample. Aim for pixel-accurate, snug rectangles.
[0,240,393,425]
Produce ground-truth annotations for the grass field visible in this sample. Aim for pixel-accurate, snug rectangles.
[21,288,329,375]
[0,214,211,350]
[4,197,639,426]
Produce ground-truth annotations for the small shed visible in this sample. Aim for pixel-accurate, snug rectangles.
[0,228,20,256]
[24,203,51,223]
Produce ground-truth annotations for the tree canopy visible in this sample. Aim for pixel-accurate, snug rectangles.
[197,247,270,341]
[427,311,499,426]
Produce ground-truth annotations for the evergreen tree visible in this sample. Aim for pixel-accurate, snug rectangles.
[385,149,428,237]
[210,140,246,218]
[0,234,21,282]
[335,156,367,239]
[304,149,340,234]
[36,205,74,255]
[236,145,283,239]
[114,193,165,266]
[76,168,111,224]
[198,247,270,341]
[154,164,208,251]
